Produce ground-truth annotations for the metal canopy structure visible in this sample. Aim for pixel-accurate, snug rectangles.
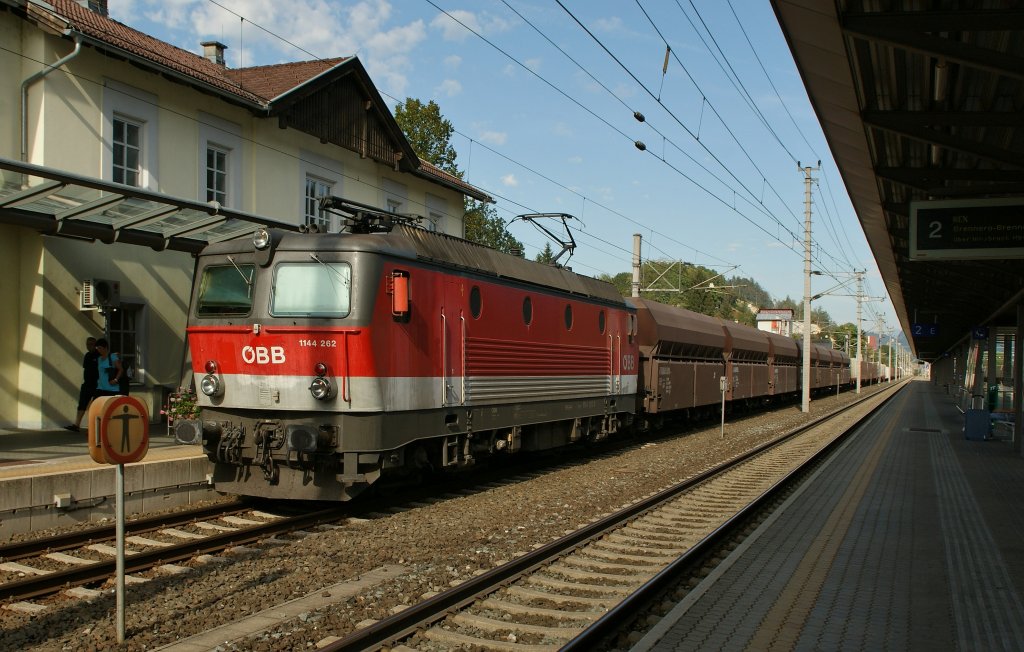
[0,157,298,253]
[772,1,1024,361]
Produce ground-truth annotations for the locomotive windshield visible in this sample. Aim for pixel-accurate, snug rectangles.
[196,264,255,316]
[271,261,351,318]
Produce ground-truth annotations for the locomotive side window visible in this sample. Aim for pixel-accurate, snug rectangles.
[271,261,351,317]
[598,310,606,334]
[197,264,255,316]
[564,304,574,330]
[523,296,533,325]
[470,285,482,319]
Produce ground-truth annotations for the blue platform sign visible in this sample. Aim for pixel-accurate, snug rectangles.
[972,327,990,340]
[912,323,939,337]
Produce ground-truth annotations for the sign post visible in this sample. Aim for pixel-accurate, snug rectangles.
[87,395,149,643]
[719,376,727,438]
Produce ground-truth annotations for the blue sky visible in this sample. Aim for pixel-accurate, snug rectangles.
[108,0,898,331]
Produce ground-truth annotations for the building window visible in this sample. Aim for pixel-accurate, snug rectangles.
[427,212,443,232]
[112,117,142,187]
[206,146,228,204]
[107,303,142,384]
[382,178,407,216]
[305,176,333,231]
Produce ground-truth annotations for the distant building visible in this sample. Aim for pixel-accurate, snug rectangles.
[0,0,489,428]
[756,308,794,337]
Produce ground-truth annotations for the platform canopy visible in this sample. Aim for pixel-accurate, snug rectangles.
[772,1,1024,361]
[0,156,297,253]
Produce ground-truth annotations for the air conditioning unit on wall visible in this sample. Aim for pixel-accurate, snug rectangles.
[80,279,120,310]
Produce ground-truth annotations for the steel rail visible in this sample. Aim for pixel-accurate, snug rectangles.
[0,500,248,561]
[0,505,349,602]
[320,380,908,652]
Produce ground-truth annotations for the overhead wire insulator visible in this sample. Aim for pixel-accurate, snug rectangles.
[634,111,645,123]
[634,141,647,151]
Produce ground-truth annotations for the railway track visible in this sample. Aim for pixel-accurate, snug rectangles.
[321,381,906,651]
[0,501,349,604]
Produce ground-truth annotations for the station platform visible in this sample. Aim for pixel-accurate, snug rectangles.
[633,379,1024,652]
[0,427,214,538]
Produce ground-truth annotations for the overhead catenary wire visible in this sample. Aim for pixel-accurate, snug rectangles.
[206,0,885,323]
[569,0,803,233]
[204,0,744,272]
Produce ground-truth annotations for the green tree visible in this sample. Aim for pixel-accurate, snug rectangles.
[393,98,460,176]
[535,242,556,264]
[393,98,524,254]
[464,200,524,255]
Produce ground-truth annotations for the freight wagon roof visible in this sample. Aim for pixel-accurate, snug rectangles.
[767,332,799,358]
[630,298,725,349]
[722,322,770,355]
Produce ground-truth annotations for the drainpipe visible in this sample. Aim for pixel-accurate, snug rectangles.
[21,35,83,162]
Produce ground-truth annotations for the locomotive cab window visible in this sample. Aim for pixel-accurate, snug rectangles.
[598,310,606,334]
[470,286,482,319]
[522,296,533,326]
[197,264,255,316]
[564,304,573,330]
[271,261,351,317]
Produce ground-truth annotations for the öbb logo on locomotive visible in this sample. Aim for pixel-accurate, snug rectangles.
[179,197,866,502]
[240,345,286,364]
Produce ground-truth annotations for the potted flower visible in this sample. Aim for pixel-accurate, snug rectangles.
[162,387,199,437]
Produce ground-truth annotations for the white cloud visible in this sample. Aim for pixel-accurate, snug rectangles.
[593,16,623,32]
[524,57,541,73]
[478,130,507,146]
[430,9,512,41]
[568,156,583,164]
[145,0,425,93]
[501,174,519,187]
[431,9,478,41]
[444,54,462,69]
[137,0,194,28]
[552,122,573,137]
[435,79,462,97]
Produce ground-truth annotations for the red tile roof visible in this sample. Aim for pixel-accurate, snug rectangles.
[45,0,347,105]
[224,58,348,100]
[419,160,491,202]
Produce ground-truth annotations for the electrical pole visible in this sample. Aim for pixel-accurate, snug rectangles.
[800,163,818,413]
[631,234,642,298]
[888,326,894,382]
[855,271,864,394]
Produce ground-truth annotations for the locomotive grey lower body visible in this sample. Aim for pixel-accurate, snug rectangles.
[185,394,636,501]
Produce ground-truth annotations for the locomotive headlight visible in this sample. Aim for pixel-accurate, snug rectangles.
[309,376,334,400]
[200,373,223,397]
[253,227,270,250]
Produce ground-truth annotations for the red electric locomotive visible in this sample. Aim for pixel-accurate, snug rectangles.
[176,199,639,500]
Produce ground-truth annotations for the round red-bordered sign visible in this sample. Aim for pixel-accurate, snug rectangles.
[98,396,150,464]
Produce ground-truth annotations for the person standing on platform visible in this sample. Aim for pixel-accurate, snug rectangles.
[93,338,124,399]
[66,336,98,432]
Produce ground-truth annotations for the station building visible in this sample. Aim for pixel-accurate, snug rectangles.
[0,0,489,429]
